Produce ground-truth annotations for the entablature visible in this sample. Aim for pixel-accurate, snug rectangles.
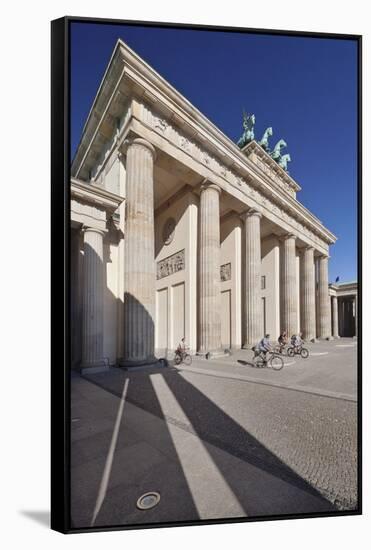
[71,38,336,253]
[71,177,124,230]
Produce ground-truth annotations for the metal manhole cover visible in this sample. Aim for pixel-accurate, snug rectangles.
[136,492,161,510]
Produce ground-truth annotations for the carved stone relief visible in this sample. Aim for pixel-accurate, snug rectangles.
[157,249,185,280]
[140,102,329,251]
[220,262,231,282]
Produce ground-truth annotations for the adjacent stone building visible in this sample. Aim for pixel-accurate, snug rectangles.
[329,281,358,338]
[70,39,341,371]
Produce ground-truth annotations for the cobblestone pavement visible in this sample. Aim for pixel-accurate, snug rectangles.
[175,370,357,510]
[75,338,358,526]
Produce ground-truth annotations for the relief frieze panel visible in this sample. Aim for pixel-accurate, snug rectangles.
[139,102,328,251]
[157,249,185,280]
[220,263,231,282]
[252,154,296,197]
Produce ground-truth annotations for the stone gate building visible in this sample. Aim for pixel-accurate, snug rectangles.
[70,39,340,371]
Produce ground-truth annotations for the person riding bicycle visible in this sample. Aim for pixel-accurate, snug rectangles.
[258,334,272,363]
[278,331,288,352]
[175,337,186,359]
[292,332,304,351]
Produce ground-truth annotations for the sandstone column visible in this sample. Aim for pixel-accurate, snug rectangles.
[281,234,298,337]
[81,227,106,371]
[354,295,358,338]
[121,138,157,366]
[338,298,344,336]
[198,182,222,354]
[301,246,316,341]
[332,295,339,338]
[318,255,332,339]
[242,209,262,346]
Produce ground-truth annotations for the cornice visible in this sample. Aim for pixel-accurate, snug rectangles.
[135,102,336,247]
[71,178,124,213]
[71,39,336,248]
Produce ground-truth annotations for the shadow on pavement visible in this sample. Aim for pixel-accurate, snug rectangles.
[237,359,260,368]
[71,363,337,528]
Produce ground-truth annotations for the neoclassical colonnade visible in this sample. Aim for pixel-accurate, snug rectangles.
[70,39,338,371]
[329,282,358,339]
[72,135,334,370]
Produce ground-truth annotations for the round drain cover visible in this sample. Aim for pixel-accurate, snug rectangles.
[136,492,161,510]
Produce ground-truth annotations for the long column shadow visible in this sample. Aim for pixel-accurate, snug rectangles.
[71,367,200,529]
[162,369,337,517]
[81,364,337,525]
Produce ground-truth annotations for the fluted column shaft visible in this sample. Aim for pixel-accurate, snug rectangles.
[199,182,221,353]
[318,255,331,338]
[301,246,316,340]
[82,227,105,369]
[281,235,298,336]
[354,296,358,337]
[332,295,339,338]
[122,138,156,365]
[242,210,262,346]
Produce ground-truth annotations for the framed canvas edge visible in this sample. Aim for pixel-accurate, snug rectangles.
[50,15,362,534]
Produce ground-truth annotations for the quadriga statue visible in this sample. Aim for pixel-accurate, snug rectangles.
[270,139,287,162]
[237,111,255,148]
[278,153,291,171]
[258,127,273,151]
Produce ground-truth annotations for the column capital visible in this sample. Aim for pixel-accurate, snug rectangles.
[82,226,107,237]
[124,137,157,161]
[280,233,296,242]
[319,253,330,261]
[240,208,262,221]
[304,245,314,252]
[200,179,221,195]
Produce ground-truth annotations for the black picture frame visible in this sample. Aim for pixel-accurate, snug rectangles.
[51,16,362,534]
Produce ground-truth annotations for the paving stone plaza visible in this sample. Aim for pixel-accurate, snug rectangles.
[71,339,357,527]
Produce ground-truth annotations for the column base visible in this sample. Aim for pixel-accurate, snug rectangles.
[318,336,334,341]
[196,349,231,360]
[242,343,258,350]
[118,356,163,370]
[80,360,108,375]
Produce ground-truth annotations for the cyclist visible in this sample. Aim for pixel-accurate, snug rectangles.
[175,337,186,361]
[292,332,304,352]
[258,334,272,363]
[277,331,288,353]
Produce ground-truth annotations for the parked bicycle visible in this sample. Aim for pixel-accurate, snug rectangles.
[254,350,284,370]
[287,344,309,358]
[174,348,192,366]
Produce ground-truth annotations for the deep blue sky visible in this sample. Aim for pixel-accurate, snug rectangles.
[71,22,358,283]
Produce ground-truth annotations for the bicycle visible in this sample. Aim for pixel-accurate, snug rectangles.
[174,348,192,366]
[287,344,309,358]
[274,342,288,355]
[254,350,284,370]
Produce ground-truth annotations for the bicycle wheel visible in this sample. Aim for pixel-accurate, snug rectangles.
[270,355,284,370]
[287,346,295,357]
[300,347,309,359]
[184,354,192,366]
[174,354,182,365]
[256,357,265,368]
